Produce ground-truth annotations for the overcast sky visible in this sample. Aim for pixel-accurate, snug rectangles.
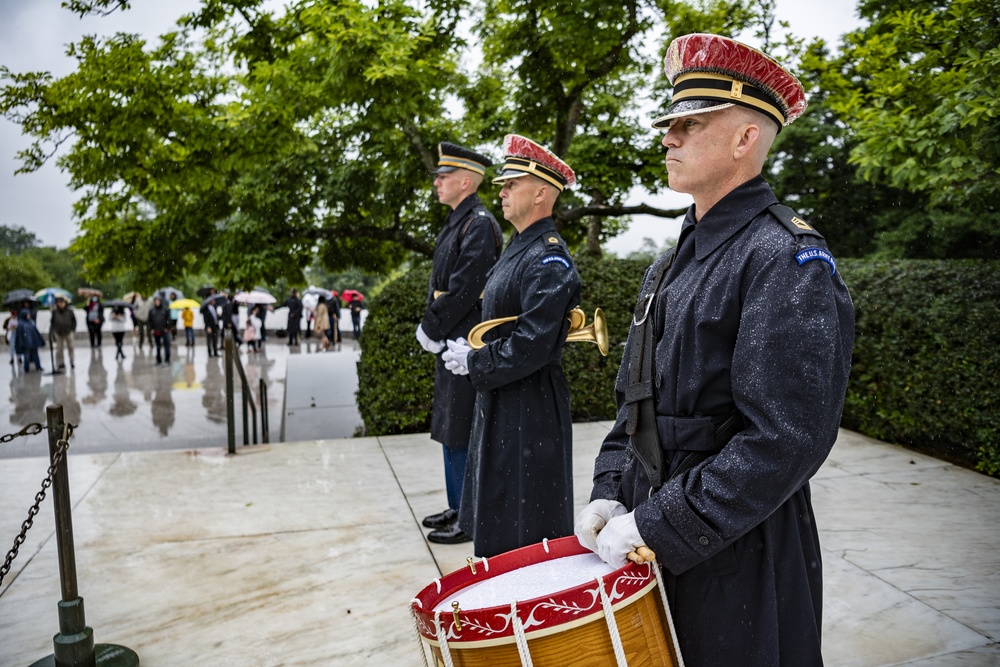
[0,0,861,255]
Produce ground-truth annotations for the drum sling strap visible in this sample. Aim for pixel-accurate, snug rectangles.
[624,244,743,492]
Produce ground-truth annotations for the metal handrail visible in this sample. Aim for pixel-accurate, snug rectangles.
[223,332,269,453]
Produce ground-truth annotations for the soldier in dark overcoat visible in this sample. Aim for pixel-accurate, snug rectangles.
[575,35,855,665]
[417,142,502,544]
[442,134,581,558]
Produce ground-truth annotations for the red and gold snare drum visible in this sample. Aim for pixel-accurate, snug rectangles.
[410,536,684,667]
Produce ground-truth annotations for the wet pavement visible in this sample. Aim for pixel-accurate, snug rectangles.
[1,325,999,665]
[2,332,363,459]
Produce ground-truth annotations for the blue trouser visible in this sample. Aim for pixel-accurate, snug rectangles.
[442,443,468,511]
[154,332,171,363]
[23,348,42,371]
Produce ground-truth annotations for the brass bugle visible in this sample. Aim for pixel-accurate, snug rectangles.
[467,307,609,357]
[567,308,609,357]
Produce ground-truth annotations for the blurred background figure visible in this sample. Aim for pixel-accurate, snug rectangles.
[85,295,104,347]
[110,305,128,360]
[51,295,77,370]
[15,309,45,372]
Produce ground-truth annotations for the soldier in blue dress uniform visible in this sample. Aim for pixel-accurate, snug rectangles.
[443,134,582,558]
[575,34,855,665]
[417,142,502,545]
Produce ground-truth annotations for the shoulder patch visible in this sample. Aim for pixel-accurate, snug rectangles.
[795,246,837,275]
[769,203,824,240]
[541,255,572,269]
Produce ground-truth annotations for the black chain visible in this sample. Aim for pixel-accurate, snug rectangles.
[0,422,74,589]
[0,423,44,445]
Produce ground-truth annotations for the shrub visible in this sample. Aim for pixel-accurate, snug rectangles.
[357,256,1000,477]
[838,260,1000,475]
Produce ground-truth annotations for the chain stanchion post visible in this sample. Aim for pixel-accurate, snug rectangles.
[28,404,139,667]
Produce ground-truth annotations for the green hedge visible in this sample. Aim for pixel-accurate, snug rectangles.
[357,257,1000,476]
[838,260,999,475]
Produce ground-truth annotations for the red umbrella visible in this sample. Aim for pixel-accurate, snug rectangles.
[341,289,365,302]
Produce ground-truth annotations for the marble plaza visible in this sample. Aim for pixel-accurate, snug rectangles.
[0,339,998,665]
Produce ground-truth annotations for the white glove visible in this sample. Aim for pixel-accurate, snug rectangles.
[596,511,646,569]
[416,324,445,354]
[574,499,627,553]
[442,338,471,376]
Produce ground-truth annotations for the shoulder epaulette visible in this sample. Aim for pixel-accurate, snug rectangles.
[768,203,824,240]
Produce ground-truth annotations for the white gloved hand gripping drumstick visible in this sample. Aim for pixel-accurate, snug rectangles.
[595,511,659,568]
[575,499,657,565]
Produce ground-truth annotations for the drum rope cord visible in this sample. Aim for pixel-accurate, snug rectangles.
[511,601,534,666]
[409,601,431,667]
[597,575,630,667]
[652,560,687,667]
[434,611,456,667]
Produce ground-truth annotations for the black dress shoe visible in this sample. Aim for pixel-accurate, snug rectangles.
[422,508,458,529]
[427,522,472,545]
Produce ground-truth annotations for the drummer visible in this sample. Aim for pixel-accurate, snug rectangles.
[442,134,581,558]
[575,34,854,664]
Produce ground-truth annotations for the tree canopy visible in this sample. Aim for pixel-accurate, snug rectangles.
[824,0,1000,258]
[1,0,996,289]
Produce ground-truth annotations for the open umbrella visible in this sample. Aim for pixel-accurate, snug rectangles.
[252,286,273,295]
[234,291,276,305]
[341,289,365,302]
[304,286,333,300]
[156,287,184,301]
[121,291,144,303]
[103,299,135,308]
[77,287,103,298]
[3,289,37,309]
[169,298,202,310]
[34,287,73,307]
[196,286,215,298]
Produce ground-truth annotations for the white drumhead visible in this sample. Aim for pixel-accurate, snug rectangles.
[433,553,614,612]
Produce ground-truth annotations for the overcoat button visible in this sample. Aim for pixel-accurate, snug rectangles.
[698,536,710,546]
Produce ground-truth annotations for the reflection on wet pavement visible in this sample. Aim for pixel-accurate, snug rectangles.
[1,337,357,458]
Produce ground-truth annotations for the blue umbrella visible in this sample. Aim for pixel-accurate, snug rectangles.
[34,287,72,307]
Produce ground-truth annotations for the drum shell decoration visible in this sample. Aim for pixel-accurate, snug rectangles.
[411,536,680,667]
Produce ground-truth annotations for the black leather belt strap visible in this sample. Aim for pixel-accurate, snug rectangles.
[624,244,746,491]
[625,251,676,490]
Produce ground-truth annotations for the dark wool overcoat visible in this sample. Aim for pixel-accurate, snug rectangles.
[421,193,502,447]
[459,217,581,558]
[589,177,855,666]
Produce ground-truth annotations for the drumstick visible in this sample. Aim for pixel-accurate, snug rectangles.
[627,546,657,564]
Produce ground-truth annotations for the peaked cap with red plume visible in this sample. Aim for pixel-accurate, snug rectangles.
[492,134,576,191]
[652,33,807,131]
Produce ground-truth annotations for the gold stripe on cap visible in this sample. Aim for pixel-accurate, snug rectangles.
[438,157,486,175]
[495,159,565,191]
[673,72,784,126]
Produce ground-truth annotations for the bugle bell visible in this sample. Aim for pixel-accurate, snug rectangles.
[467,307,609,357]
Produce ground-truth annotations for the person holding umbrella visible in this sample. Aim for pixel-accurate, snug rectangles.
[50,296,77,370]
[84,295,104,347]
[148,296,171,365]
[279,289,303,346]
[200,291,222,357]
[348,293,363,340]
[15,309,45,372]
[109,305,128,360]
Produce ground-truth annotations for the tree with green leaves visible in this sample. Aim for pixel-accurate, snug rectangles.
[0,225,40,255]
[824,0,1000,258]
[2,0,769,286]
